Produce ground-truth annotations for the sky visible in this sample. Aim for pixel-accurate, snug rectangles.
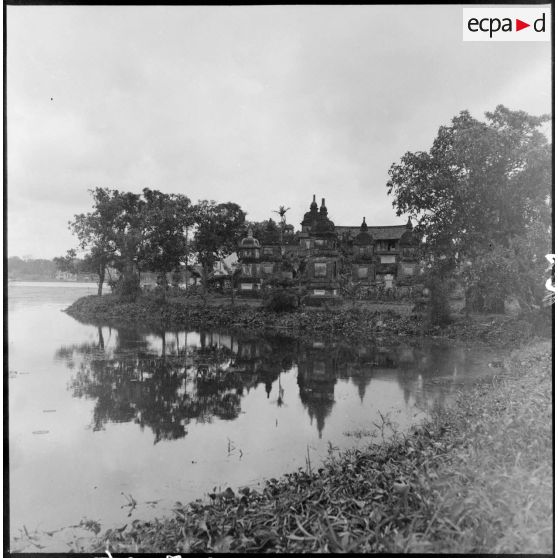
[7,5,552,259]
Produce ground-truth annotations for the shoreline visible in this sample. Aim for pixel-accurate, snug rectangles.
[12,339,552,553]
[65,293,548,347]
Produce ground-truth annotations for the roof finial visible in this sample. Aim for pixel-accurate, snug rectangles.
[247,226,253,237]
[406,216,412,229]
[321,197,325,207]
[361,217,368,231]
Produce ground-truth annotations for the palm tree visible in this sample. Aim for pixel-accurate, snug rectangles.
[273,205,291,246]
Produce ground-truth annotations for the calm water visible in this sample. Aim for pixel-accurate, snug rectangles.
[8,283,504,536]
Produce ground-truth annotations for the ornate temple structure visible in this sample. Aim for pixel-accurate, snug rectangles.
[237,194,421,301]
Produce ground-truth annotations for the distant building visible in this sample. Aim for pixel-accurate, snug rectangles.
[55,270,77,281]
[236,194,421,301]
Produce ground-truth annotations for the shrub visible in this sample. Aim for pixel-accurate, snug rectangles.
[264,288,298,312]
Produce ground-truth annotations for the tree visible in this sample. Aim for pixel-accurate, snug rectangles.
[140,189,194,298]
[77,189,151,298]
[191,201,246,301]
[244,219,278,242]
[53,249,77,273]
[69,188,194,300]
[69,188,129,296]
[273,205,291,246]
[387,105,551,313]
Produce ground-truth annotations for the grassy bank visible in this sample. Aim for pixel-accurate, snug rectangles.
[65,293,546,347]
[28,339,549,554]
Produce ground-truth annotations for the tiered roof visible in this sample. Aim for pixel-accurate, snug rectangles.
[335,224,409,240]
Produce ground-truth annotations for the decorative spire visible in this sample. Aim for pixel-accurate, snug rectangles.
[360,217,368,232]
[319,198,328,215]
[247,226,253,237]
[301,195,319,227]
[406,216,413,229]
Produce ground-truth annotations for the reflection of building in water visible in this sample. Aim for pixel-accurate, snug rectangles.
[297,342,337,438]
[61,322,480,443]
[333,343,400,403]
[229,337,265,376]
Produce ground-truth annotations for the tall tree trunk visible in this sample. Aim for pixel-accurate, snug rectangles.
[120,260,141,301]
[97,262,105,296]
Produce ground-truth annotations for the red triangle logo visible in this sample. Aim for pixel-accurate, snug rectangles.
[516,19,530,31]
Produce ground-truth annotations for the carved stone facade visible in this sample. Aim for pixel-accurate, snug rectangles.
[237,195,420,300]
[302,197,340,302]
[237,228,262,295]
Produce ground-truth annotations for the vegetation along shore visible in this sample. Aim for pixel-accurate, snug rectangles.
[66,291,550,348]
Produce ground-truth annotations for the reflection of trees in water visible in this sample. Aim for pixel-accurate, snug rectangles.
[393,342,471,413]
[58,327,294,443]
[57,324,477,442]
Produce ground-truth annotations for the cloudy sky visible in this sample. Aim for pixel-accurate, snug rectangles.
[7,5,551,259]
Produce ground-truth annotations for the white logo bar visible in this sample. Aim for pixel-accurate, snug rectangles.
[463,7,551,41]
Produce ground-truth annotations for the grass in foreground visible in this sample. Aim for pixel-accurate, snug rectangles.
[53,339,551,554]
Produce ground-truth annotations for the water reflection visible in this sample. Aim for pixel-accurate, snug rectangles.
[12,284,506,536]
[55,326,481,442]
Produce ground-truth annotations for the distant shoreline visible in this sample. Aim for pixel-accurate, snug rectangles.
[8,278,98,284]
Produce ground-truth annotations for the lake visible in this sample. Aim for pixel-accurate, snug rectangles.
[8,282,505,538]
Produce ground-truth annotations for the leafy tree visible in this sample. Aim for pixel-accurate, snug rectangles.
[243,219,278,242]
[191,201,246,301]
[69,188,194,300]
[105,190,149,299]
[387,105,551,312]
[140,189,194,297]
[69,188,126,296]
[53,250,77,273]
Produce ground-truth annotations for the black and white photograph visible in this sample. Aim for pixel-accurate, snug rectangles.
[5,3,553,554]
